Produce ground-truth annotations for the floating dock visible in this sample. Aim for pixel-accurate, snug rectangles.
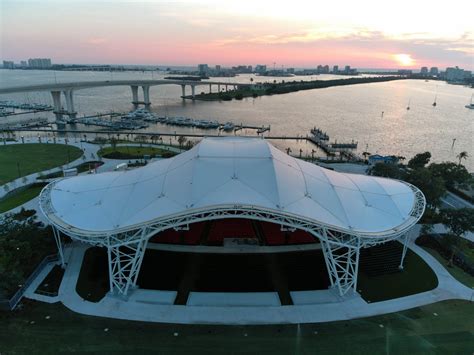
[308,128,357,154]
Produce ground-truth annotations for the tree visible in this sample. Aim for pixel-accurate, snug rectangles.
[405,167,446,207]
[457,151,468,165]
[110,137,118,151]
[0,213,55,297]
[408,152,431,169]
[429,162,472,189]
[177,135,187,148]
[439,208,474,266]
[369,163,404,179]
[362,151,371,162]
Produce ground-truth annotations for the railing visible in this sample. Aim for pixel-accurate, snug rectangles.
[0,254,58,311]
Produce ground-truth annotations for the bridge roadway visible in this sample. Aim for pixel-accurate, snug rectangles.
[0,79,247,118]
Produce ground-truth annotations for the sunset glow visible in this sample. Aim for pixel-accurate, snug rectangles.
[1,0,473,68]
[394,54,415,67]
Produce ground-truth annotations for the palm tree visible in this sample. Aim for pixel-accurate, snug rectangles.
[362,151,371,162]
[457,151,468,165]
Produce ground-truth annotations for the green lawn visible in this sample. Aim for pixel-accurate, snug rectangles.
[358,249,439,302]
[422,246,474,288]
[0,183,47,213]
[0,144,83,185]
[97,146,177,159]
[0,300,472,354]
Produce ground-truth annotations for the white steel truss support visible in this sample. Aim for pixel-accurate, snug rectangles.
[52,226,65,268]
[107,233,148,296]
[320,236,361,296]
[399,233,410,269]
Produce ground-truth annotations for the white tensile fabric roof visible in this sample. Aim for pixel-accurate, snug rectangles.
[45,137,417,234]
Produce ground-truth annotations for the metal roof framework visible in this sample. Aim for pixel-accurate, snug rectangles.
[42,184,425,297]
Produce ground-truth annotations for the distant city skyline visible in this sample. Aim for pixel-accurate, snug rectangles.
[1,0,473,70]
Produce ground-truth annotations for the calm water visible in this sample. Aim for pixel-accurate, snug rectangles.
[1,69,473,170]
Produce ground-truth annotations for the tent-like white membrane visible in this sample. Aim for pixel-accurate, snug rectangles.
[45,137,418,235]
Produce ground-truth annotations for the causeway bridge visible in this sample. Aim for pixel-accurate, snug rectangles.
[0,79,247,118]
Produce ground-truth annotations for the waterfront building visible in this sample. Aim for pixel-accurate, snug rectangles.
[255,64,267,73]
[20,60,27,68]
[2,60,14,69]
[286,67,295,74]
[215,65,221,71]
[197,64,209,74]
[429,67,439,76]
[27,58,52,69]
[333,65,339,73]
[445,66,471,83]
[420,67,428,76]
[397,69,413,75]
[368,154,399,166]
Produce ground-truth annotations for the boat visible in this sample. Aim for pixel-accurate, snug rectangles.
[221,122,235,131]
[465,95,474,109]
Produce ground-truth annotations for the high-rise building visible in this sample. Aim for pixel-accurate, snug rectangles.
[215,65,221,71]
[255,64,267,73]
[20,61,27,67]
[420,67,428,75]
[2,60,14,69]
[429,67,439,76]
[333,65,339,73]
[28,58,52,69]
[445,66,470,82]
[197,64,209,74]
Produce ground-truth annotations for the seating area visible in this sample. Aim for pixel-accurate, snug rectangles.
[259,221,317,245]
[148,222,205,245]
[148,219,318,246]
[359,241,403,277]
[206,219,255,246]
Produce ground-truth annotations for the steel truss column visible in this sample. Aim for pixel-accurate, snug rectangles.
[107,231,148,296]
[399,233,410,269]
[52,226,65,268]
[320,237,360,296]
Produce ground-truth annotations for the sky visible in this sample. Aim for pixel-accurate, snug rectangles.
[1,0,473,69]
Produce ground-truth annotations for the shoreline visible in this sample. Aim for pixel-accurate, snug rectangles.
[188,76,406,101]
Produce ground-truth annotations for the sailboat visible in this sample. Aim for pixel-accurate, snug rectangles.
[406,99,411,110]
[432,94,437,107]
[465,94,474,109]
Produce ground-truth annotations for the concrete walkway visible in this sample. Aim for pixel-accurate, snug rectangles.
[34,225,473,325]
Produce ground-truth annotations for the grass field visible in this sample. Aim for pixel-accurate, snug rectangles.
[97,146,177,159]
[0,183,47,213]
[0,144,83,185]
[423,246,474,288]
[358,249,438,302]
[0,300,472,353]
